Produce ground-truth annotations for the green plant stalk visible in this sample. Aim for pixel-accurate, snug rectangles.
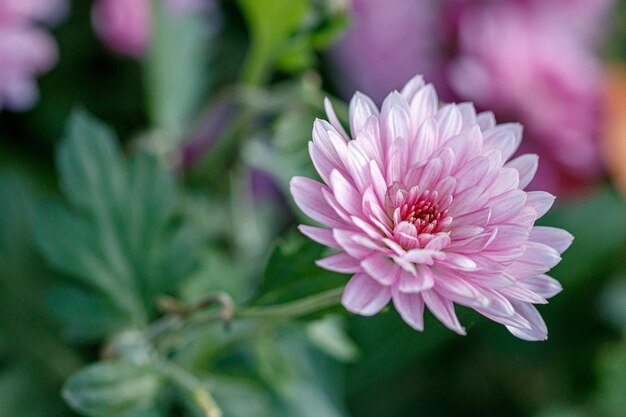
[158,359,222,417]
[235,287,343,320]
[151,287,344,346]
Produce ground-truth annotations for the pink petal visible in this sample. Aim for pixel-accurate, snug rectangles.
[349,92,379,137]
[529,226,573,254]
[434,272,490,308]
[399,74,425,104]
[437,104,463,143]
[333,229,375,259]
[422,290,466,335]
[361,252,399,285]
[324,97,349,141]
[409,83,438,133]
[483,123,522,162]
[381,92,411,145]
[518,274,563,299]
[505,242,561,279]
[505,154,538,190]
[316,252,361,273]
[346,141,371,192]
[457,102,477,125]
[439,253,477,271]
[298,225,339,248]
[476,111,496,130]
[398,266,434,292]
[525,191,556,219]
[488,189,526,224]
[454,156,490,192]
[342,273,391,316]
[330,170,362,215]
[505,302,548,341]
[499,285,548,304]
[392,290,425,331]
[290,176,344,227]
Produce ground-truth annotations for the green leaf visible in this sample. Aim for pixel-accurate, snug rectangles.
[0,165,82,417]
[237,0,310,84]
[62,361,162,417]
[47,285,128,343]
[252,328,348,417]
[145,0,215,148]
[32,110,202,339]
[212,377,274,417]
[257,231,346,305]
[306,316,359,362]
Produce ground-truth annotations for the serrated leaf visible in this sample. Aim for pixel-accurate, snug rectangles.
[32,110,202,337]
[62,361,161,417]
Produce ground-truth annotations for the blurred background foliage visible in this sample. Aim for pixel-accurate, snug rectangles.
[0,0,626,417]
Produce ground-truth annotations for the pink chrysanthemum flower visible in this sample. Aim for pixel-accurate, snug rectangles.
[91,0,213,58]
[290,75,573,340]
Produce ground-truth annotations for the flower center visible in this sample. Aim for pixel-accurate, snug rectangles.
[386,183,453,249]
[397,191,448,234]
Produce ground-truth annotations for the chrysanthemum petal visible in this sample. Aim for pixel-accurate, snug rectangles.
[342,273,391,316]
[361,253,399,285]
[298,225,339,248]
[506,154,538,190]
[525,191,555,219]
[324,97,350,141]
[316,252,361,273]
[349,92,379,138]
[518,274,563,299]
[392,290,425,331]
[422,290,466,335]
[290,176,344,227]
[529,226,573,254]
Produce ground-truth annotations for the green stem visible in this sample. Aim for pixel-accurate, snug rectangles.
[151,287,344,346]
[158,360,222,417]
[235,287,343,320]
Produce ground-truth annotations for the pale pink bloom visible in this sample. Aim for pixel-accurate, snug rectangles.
[0,0,65,112]
[91,0,213,58]
[449,1,608,193]
[0,24,57,110]
[91,0,151,58]
[290,75,573,340]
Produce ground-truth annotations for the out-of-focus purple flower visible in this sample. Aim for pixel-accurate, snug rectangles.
[0,0,67,23]
[0,0,66,112]
[449,0,608,193]
[291,75,572,340]
[91,0,214,58]
[327,0,447,104]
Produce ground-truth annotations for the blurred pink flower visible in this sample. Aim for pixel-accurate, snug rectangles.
[91,0,151,58]
[0,0,66,112]
[449,0,608,193]
[327,0,447,104]
[91,0,213,58]
[0,0,67,23]
[291,75,572,340]
[330,0,613,195]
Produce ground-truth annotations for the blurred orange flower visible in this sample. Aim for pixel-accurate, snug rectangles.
[602,64,626,195]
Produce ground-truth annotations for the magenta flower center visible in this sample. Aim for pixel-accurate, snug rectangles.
[387,184,454,250]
